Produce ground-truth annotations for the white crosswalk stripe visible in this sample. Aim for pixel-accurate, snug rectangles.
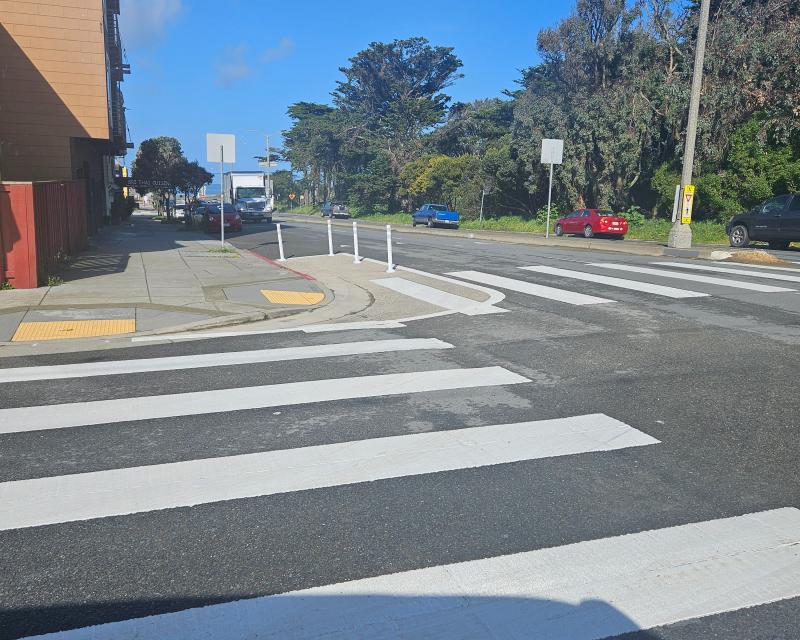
[677,261,800,273]
[448,270,613,305]
[0,366,528,434]
[654,261,800,283]
[589,263,795,292]
[521,265,708,298]
[0,414,657,531]
[0,338,453,383]
[26,508,800,640]
[372,277,505,315]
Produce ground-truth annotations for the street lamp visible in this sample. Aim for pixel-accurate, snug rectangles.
[668,0,711,249]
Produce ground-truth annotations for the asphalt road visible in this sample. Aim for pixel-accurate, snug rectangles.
[0,215,798,639]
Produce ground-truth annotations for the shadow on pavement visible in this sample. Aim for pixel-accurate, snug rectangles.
[1,593,664,639]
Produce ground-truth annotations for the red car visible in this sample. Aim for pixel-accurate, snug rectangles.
[204,203,242,233]
[554,209,628,239]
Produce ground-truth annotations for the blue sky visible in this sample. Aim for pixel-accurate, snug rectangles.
[120,0,570,183]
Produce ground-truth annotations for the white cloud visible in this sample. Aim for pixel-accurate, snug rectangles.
[261,37,294,64]
[120,0,184,50]
[214,44,252,87]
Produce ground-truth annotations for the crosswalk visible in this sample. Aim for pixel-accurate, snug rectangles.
[442,257,800,310]
[1,325,799,639]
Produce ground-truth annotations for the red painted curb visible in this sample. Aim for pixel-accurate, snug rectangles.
[248,249,316,281]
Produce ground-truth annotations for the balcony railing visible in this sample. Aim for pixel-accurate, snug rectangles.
[105,0,131,154]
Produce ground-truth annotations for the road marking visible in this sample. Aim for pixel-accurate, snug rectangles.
[590,263,795,292]
[448,270,613,305]
[521,266,708,299]
[358,258,507,307]
[0,339,453,383]
[0,367,528,434]
[31,508,800,639]
[654,261,800,283]
[0,414,656,531]
[704,262,800,273]
[11,319,135,342]
[372,277,503,315]
[131,321,408,342]
[302,320,408,332]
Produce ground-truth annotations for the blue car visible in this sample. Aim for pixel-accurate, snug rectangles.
[412,203,460,229]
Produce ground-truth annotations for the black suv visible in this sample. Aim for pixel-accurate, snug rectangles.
[726,193,800,249]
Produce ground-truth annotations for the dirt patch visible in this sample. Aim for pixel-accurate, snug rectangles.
[725,250,796,267]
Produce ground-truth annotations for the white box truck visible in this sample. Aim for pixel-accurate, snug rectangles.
[223,171,274,222]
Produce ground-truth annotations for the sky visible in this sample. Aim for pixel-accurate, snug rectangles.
[119,0,571,184]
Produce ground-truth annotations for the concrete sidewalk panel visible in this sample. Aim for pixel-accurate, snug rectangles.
[24,308,135,321]
[0,312,26,342]
[135,308,215,332]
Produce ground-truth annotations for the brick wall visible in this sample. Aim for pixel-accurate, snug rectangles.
[0,1,110,182]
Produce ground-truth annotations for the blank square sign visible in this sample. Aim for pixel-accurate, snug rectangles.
[541,138,564,165]
[207,133,236,163]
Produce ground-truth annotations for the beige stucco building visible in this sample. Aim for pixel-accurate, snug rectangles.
[0,0,131,225]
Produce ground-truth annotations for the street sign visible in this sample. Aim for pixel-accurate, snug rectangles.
[681,184,696,224]
[258,161,278,168]
[541,139,564,165]
[206,133,236,247]
[289,193,296,200]
[541,138,564,238]
[206,133,236,164]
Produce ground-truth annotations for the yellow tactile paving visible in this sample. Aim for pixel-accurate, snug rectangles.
[260,290,325,305]
[11,319,136,342]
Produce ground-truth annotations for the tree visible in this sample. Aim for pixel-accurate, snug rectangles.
[282,103,346,204]
[170,159,213,205]
[131,136,184,218]
[334,37,463,175]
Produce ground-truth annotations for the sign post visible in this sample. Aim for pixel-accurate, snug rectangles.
[206,133,236,248]
[540,138,564,239]
[289,192,296,211]
[681,184,696,225]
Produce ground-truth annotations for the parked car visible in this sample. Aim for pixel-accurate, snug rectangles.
[321,202,350,218]
[204,203,242,233]
[412,203,460,228]
[554,209,628,239]
[726,193,800,249]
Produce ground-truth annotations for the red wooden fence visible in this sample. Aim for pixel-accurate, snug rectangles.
[0,180,89,288]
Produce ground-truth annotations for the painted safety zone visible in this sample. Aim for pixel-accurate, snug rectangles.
[260,290,325,305]
[11,319,136,342]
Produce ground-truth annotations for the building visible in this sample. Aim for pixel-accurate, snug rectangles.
[0,0,132,229]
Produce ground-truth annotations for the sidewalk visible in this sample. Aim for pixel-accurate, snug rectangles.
[0,213,328,343]
[280,212,730,259]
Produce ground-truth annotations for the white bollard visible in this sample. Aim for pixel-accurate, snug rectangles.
[386,224,396,272]
[352,220,362,264]
[327,218,334,256]
[276,222,286,262]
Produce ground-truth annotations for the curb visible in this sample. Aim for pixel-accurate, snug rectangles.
[133,307,308,337]
[278,213,726,260]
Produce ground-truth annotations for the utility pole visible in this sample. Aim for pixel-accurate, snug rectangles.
[668,0,711,249]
